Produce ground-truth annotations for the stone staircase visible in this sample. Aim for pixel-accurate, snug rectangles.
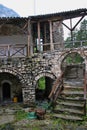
[52,65,86,121]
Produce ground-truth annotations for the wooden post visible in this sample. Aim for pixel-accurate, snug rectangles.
[43,23,47,51]
[49,21,54,51]
[70,19,74,45]
[37,22,40,51]
[27,19,30,57]
[8,44,10,57]
[27,19,33,57]
[44,23,47,43]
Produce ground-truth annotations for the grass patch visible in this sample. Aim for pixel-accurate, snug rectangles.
[0,123,14,130]
[15,110,27,121]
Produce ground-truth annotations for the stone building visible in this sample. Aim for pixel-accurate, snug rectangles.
[0,8,87,106]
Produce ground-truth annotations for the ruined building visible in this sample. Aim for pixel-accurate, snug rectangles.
[0,8,87,120]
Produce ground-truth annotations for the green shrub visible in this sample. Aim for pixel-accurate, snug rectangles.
[38,77,45,90]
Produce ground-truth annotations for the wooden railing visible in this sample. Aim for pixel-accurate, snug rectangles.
[0,40,87,58]
[64,40,87,48]
[48,72,64,102]
[0,44,27,58]
[34,40,87,51]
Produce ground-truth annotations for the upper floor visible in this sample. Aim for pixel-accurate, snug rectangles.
[0,8,87,58]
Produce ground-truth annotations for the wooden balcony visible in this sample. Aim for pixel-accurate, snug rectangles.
[0,40,87,58]
[0,44,27,58]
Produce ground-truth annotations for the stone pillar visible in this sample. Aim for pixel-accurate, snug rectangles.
[53,21,64,49]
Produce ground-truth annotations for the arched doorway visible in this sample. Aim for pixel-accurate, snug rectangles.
[61,52,84,71]
[0,72,23,103]
[35,76,54,100]
[2,82,11,101]
[61,52,85,81]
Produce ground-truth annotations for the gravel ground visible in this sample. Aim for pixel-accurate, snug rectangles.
[0,103,87,130]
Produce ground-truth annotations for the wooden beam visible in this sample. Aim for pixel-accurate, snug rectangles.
[37,22,40,51]
[72,15,85,31]
[27,19,30,57]
[49,20,54,51]
[62,22,71,31]
[44,23,47,43]
[70,18,74,44]
[27,19,33,56]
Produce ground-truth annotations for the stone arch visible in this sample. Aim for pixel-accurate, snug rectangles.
[35,72,56,81]
[35,72,56,100]
[58,51,85,81]
[58,50,85,72]
[0,68,26,102]
[0,68,25,84]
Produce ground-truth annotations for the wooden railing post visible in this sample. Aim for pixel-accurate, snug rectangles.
[8,44,10,57]
[84,72,87,99]
[49,72,64,102]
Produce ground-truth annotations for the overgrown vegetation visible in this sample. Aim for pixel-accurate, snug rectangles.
[65,53,84,65]
[38,76,45,90]
[0,106,86,130]
[0,123,14,130]
[15,110,27,121]
[65,19,87,48]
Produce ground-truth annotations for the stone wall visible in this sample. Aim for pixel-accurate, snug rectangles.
[53,21,64,49]
[0,47,87,104]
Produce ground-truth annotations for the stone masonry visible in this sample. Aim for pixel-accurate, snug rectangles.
[0,47,87,104]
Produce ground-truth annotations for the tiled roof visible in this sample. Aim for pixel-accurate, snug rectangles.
[0,8,87,22]
[0,17,28,25]
[30,8,87,20]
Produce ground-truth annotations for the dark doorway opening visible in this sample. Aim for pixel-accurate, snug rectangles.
[2,82,11,101]
[36,76,54,100]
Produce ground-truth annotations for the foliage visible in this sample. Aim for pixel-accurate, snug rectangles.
[65,53,84,64]
[15,110,27,121]
[65,19,87,47]
[0,123,14,130]
[64,19,87,64]
[38,76,45,90]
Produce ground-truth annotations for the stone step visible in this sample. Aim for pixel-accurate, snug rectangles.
[52,113,83,121]
[57,97,85,103]
[61,94,84,99]
[56,101,84,107]
[51,74,86,121]
[64,85,84,89]
[58,96,84,101]
[61,90,84,95]
[63,82,84,87]
[63,80,84,86]
[54,107,84,115]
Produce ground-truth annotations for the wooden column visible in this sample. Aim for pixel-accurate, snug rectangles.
[49,21,54,51]
[8,44,10,57]
[44,23,47,43]
[43,23,47,51]
[37,21,40,51]
[27,19,33,57]
[70,19,73,44]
